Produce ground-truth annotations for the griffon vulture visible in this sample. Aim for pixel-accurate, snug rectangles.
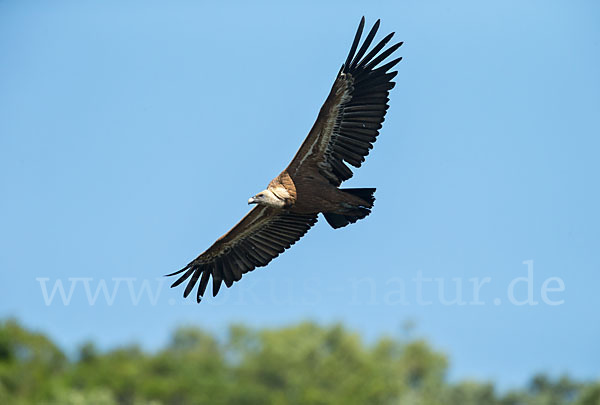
[168,17,402,302]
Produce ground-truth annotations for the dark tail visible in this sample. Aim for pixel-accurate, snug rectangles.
[324,188,376,229]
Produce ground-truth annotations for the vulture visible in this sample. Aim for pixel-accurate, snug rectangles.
[168,17,402,302]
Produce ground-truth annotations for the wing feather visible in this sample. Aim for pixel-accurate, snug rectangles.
[287,18,402,186]
[350,19,380,69]
[344,17,365,69]
[167,206,317,302]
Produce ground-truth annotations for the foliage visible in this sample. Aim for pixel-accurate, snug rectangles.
[0,319,598,405]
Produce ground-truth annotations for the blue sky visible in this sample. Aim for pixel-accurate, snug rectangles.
[1,0,599,389]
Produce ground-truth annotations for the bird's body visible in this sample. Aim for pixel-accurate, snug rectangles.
[265,169,367,214]
[168,17,402,302]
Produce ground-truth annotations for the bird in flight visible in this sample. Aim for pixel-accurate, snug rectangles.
[168,17,402,302]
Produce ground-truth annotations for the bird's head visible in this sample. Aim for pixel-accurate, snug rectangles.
[248,189,285,208]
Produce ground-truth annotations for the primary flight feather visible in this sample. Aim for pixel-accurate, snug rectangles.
[168,17,402,302]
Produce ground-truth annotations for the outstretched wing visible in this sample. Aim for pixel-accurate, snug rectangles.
[167,206,318,302]
[287,17,402,186]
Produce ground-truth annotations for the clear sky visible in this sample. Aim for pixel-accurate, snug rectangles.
[1,0,599,389]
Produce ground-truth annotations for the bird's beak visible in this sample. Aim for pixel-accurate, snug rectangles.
[248,197,257,205]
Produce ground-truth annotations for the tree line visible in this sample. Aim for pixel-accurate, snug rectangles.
[0,319,598,405]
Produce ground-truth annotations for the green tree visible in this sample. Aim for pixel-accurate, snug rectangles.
[0,318,598,405]
[0,318,67,404]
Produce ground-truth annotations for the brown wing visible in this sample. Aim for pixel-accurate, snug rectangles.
[287,17,402,186]
[167,206,318,302]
